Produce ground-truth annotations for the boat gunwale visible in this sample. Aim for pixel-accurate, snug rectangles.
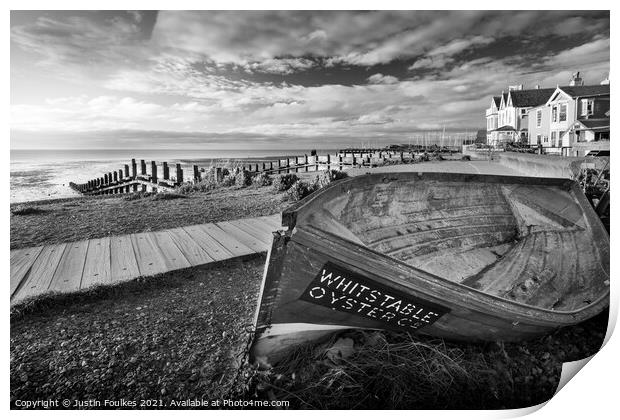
[284,172,580,228]
[280,172,609,323]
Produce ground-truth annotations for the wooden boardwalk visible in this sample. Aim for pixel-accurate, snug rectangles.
[10,214,282,306]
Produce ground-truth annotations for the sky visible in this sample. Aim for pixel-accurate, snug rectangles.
[10,10,610,150]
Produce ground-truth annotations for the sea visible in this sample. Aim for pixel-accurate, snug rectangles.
[10,149,336,204]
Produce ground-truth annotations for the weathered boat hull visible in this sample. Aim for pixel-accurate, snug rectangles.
[251,173,609,364]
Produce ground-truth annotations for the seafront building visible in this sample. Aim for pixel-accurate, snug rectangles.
[485,72,610,156]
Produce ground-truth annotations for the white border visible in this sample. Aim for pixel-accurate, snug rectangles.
[5,2,617,419]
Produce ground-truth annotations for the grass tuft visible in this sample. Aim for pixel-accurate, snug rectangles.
[246,331,477,409]
[122,192,154,201]
[242,314,608,410]
[151,192,187,201]
[11,206,47,216]
[272,174,299,192]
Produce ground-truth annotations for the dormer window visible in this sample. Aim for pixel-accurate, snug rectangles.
[581,99,594,116]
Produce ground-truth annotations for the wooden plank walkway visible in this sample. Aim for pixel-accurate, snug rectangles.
[10,214,281,305]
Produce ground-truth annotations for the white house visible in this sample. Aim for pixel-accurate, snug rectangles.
[488,72,611,155]
[488,86,555,146]
[485,96,501,142]
[544,82,610,155]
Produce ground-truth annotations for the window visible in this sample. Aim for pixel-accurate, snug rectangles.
[551,131,557,147]
[551,105,558,122]
[559,104,567,122]
[536,110,542,127]
[536,134,542,145]
[581,99,594,116]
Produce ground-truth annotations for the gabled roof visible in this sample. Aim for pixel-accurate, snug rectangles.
[499,92,508,109]
[493,125,516,132]
[492,96,501,108]
[559,85,610,98]
[509,88,556,107]
[577,118,610,130]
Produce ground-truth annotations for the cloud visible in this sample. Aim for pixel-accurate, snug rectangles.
[150,11,606,68]
[426,36,494,57]
[11,14,146,67]
[243,58,316,74]
[409,36,494,70]
[10,11,610,149]
[367,73,399,85]
[148,11,491,67]
[409,56,452,70]
[544,37,610,69]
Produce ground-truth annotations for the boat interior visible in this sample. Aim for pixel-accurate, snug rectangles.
[299,177,609,312]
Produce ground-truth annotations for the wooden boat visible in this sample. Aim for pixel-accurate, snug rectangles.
[250,172,609,364]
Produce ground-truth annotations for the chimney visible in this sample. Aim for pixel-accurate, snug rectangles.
[569,71,584,86]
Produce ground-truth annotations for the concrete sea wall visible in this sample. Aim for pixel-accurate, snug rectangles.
[496,152,608,179]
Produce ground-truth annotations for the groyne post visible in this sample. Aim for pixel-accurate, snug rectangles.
[131,159,137,178]
[140,160,147,176]
[163,162,170,180]
[151,161,158,184]
[193,165,200,181]
[176,163,183,184]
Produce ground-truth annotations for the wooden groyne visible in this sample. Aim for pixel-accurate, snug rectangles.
[240,150,424,174]
[69,158,197,196]
[70,149,453,196]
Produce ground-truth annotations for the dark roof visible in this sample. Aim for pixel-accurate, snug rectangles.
[577,118,610,129]
[509,88,556,107]
[559,85,610,98]
[493,125,516,132]
[492,96,501,108]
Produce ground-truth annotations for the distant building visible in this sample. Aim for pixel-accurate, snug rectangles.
[548,83,610,156]
[567,118,610,156]
[486,85,555,146]
[485,96,501,142]
[486,72,610,156]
